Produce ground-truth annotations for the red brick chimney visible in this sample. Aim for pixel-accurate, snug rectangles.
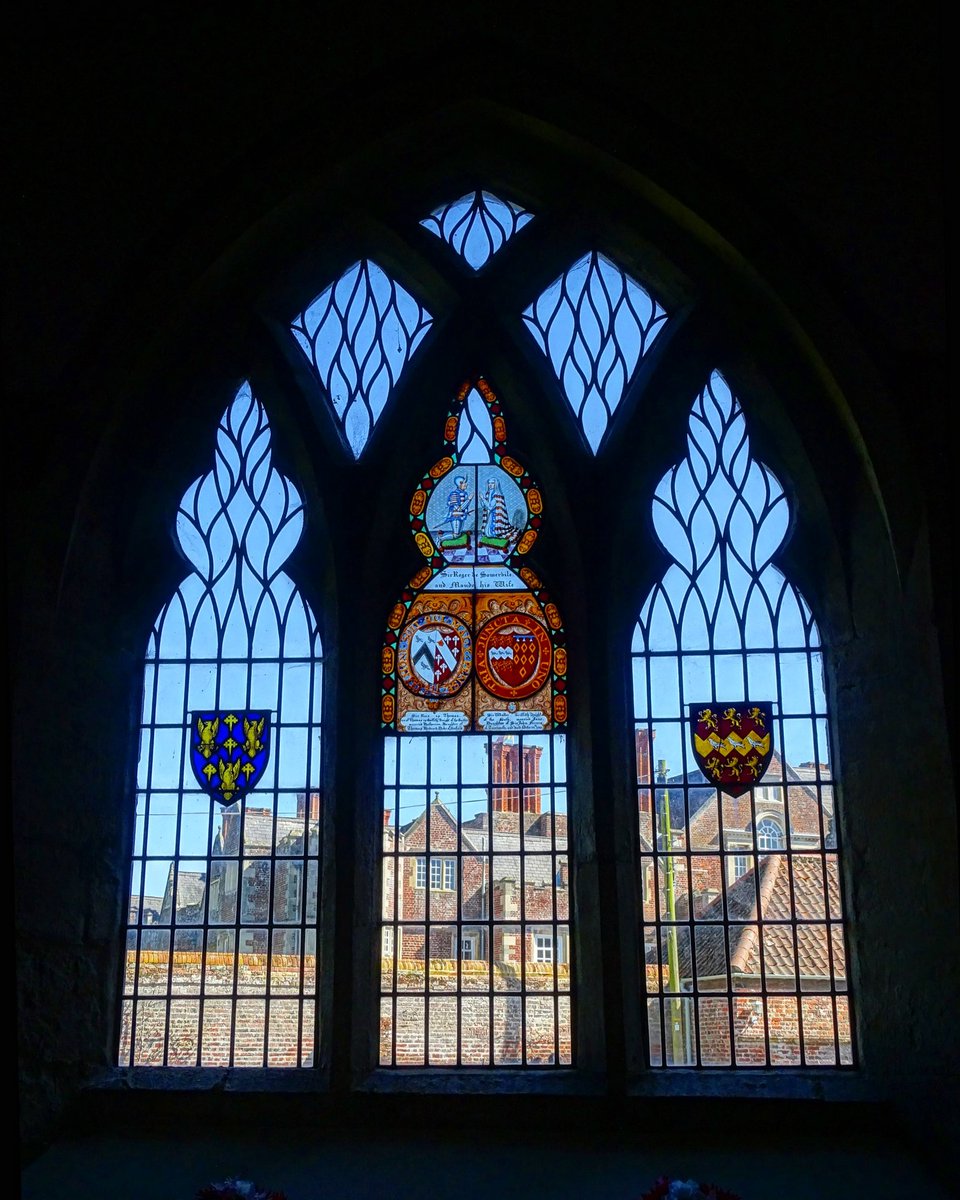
[297,791,321,820]
[491,737,543,813]
[636,728,655,811]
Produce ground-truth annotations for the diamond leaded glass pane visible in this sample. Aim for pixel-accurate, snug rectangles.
[291,260,433,458]
[523,251,668,453]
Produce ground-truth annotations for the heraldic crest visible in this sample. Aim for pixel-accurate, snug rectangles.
[380,375,567,733]
[689,702,774,798]
[190,710,271,805]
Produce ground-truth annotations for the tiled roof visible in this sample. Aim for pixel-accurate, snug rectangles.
[395,802,566,855]
[399,800,480,851]
[160,868,207,924]
[670,853,845,985]
[487,855,560,887]
[461,829,558,855]
[175,871,208,905]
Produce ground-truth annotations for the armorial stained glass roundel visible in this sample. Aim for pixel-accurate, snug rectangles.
[397,613,474,698]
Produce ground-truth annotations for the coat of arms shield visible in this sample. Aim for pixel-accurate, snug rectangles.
[475,612,552,700]
[689,702,774,797]
[190,710,271,806]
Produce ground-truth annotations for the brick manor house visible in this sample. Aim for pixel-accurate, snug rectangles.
[382,738,569,968]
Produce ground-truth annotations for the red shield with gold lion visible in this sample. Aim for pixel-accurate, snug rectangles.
[689,702,774,797]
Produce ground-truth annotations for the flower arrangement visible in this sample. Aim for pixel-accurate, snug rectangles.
[641,1178,742,1200]
[196,1179,286,1200]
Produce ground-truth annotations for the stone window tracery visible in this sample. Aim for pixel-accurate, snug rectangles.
[120,176,855,1084]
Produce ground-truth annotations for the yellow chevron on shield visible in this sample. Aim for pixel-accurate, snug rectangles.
[689,702,774,797]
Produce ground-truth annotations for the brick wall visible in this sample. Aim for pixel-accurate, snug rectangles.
[380,959,572,1065]
[119,952,315,1067]
[121,952,572,1069]
[644,964,852,1065]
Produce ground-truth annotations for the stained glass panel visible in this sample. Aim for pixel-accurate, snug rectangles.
[381,378,567,735]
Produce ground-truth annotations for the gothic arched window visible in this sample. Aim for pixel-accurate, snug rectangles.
[119,169,855,1085]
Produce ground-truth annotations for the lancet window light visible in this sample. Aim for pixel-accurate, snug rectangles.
[378,378,572,1066]
[121,386,323,1068]
[632,372,852,1068]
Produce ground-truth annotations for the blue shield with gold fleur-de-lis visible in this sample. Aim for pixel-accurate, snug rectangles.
[190,711,271,806]
[689,702,774,798]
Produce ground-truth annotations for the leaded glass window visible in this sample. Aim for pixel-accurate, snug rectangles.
[119,174,859,1087]
[379,378,572,1067]
[632,371,852,1068]
[120,385,322,1068]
